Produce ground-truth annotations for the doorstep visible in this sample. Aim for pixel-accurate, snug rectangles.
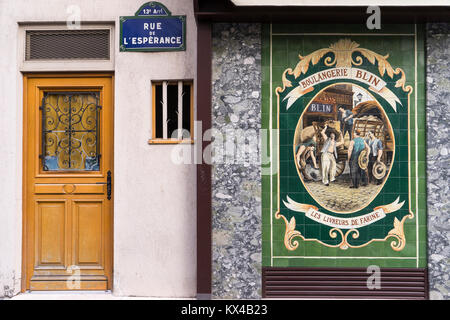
[8,291,194,300]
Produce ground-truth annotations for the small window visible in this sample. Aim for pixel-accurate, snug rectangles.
[150,81,193,144]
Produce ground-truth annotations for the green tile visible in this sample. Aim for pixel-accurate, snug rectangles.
[273,258,289,267]
[262,257,271,267]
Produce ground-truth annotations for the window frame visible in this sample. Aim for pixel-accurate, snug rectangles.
[18,23,115,72]
[149,80,194,144]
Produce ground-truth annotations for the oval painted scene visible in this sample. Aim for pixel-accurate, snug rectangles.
[293,83,395,213]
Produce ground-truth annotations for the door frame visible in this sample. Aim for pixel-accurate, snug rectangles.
[21,72,115,292]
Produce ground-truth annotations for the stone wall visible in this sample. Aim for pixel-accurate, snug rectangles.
[0,0,197,298]
[211,23,262,299]
[426,23,450,300]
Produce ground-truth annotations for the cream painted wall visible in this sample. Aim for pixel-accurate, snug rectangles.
[0,0,197,298]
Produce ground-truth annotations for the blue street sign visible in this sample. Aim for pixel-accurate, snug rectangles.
[120,2,186,52]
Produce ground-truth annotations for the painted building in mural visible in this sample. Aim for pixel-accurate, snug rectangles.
[0,0,449,300]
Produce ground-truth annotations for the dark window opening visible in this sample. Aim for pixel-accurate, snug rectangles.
[151,81,193,142]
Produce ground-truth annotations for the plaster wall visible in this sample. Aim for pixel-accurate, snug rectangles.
[0,0,197,298]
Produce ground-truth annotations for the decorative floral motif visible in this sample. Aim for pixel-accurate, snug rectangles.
[274,213,302,251]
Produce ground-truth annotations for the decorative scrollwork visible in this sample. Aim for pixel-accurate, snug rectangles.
[387,216,410,251]
[276,210,414,251]
[42,92,100,171]
[279,39,413,94]
[275,212,302,251]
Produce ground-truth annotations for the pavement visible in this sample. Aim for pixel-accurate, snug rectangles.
[7,291,194,300]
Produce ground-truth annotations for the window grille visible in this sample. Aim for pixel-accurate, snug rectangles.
[41,92,101,171]
[151,81,193,143]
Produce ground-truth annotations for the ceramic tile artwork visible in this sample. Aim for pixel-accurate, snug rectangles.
[211,23,439,300]
[262,24,427,269]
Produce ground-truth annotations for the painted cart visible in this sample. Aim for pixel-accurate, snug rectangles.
[300,100,393,180]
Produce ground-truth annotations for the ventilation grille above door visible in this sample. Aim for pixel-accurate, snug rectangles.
[26,30,110,60]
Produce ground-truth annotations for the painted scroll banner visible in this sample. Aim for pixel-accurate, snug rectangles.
[283,67,401,111]
[283,196,405,229]
[305,208,385,229]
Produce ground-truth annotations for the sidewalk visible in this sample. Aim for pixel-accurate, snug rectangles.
[8,291,194,300]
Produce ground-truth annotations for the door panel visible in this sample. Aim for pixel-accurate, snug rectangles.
[34,184,105,194]
[35,201,67,266]
[73,200,103,266]
[23,74,113,291]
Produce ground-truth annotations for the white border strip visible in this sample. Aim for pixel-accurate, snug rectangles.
[232,0,448,6]
[272,33,416,36]
[273,256,417,259]
[270,23,273,267]
[415,24,419,268]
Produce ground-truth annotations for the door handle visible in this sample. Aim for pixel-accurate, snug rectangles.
[107,170,112,200]
[95,170,112,199]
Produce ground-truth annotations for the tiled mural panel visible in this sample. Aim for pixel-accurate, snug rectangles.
[211,22,449,300]
[262,24,427,269]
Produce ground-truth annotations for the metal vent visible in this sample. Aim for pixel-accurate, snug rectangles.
[26,30,110,60]
[263,267,429,299]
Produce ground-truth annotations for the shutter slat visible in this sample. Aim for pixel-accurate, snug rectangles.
[263,267,428,299]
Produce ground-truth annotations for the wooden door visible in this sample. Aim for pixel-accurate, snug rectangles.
[23,74,113,290]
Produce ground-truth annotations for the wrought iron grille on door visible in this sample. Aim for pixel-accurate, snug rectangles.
[40,92,101,171]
